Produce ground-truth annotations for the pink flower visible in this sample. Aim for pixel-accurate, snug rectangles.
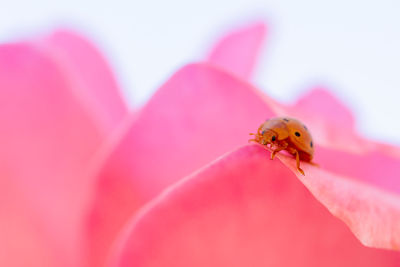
[1,22,400,267]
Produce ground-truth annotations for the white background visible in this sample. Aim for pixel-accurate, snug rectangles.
[1,0,399,144]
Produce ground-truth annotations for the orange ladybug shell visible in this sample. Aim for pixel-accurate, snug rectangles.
[261,117,314,159]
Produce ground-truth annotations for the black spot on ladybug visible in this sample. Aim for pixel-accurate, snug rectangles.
[283,118,289,122]
[272,136,276,141]
[310,141,313,148]
[295,132,301,137]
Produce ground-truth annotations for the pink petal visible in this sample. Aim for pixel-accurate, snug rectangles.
[283,88,400,161]
[277,148,400,251]
[314,145,400,195]
[284,88,400,194]
[0,31,124,266]
[110,145,400,267]
[291,88,355,132]
[281,89,400,247]
[207,22,266,80]
[87,63,276,266]
[282,88,367,152]
[40,29,129,131]
[374,142,400,160]
[0,178,54,267]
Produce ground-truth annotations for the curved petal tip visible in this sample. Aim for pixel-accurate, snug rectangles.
[207,22,267,79]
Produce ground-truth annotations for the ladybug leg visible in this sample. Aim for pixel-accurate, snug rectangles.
[286,147,305,176]
[294,150,305,176]
[248,133,261,143]
[248,138,260,144]
[248,135,256,143]
[270,142,288,160]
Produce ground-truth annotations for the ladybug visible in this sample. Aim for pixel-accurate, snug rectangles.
[249,117,315,175]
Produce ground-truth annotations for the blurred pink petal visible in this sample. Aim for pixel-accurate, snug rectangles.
[0,31,127,266]
[284,88,400,193]
[0,178,54,267]
[290,88,355,132]
[110,145,400,267]
[375,142,400,159]
[284,88,400,161]
[207,22,266,79]
[87,63,276,266]
[315,146,400,195]
[41,30,129,130]
[282,88,367,152]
